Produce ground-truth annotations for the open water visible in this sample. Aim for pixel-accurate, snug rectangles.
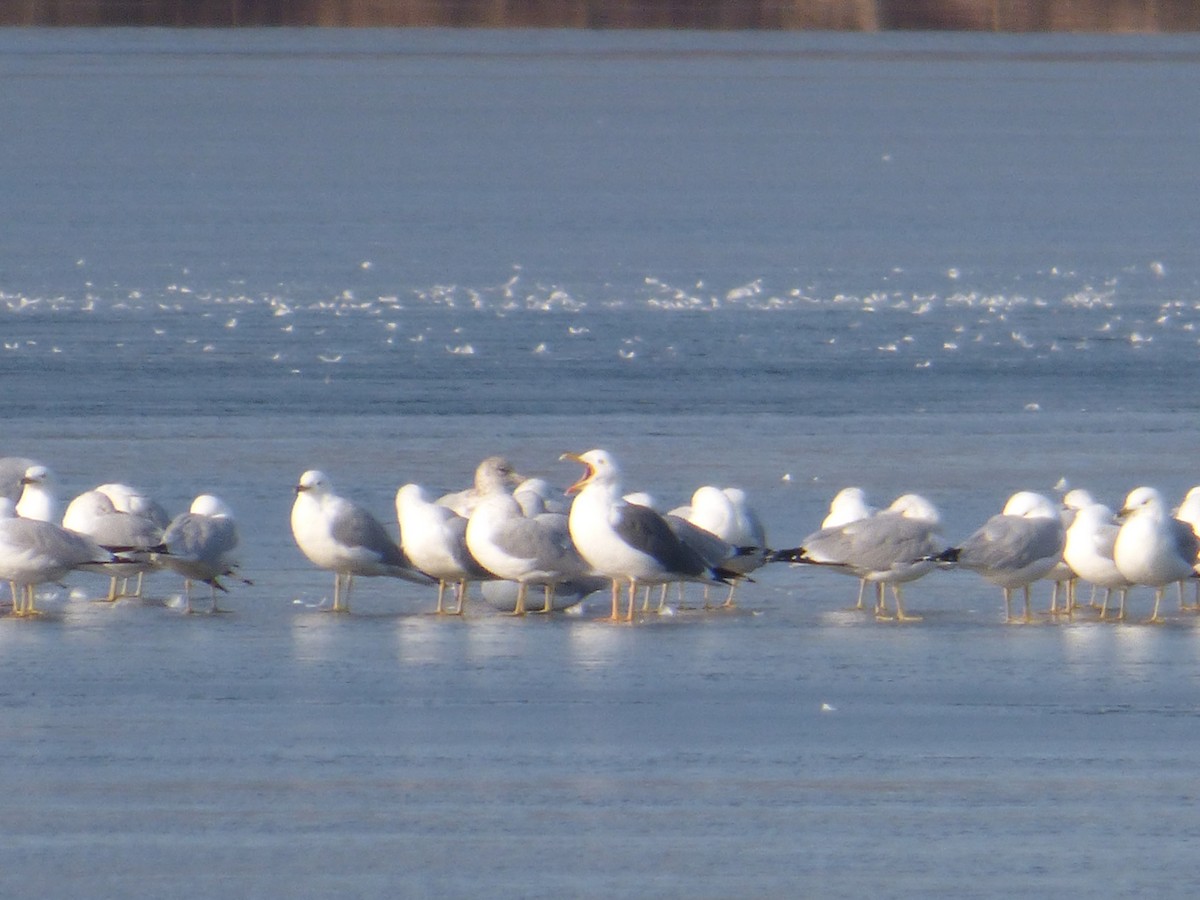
[3,27,1200,897]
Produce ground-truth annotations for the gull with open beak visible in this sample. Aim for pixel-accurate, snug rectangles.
[561,449,737,622]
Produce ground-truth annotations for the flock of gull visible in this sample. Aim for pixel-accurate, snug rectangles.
[2,449,1200,625]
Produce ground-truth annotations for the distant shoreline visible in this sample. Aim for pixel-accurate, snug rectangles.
[5,1,1200,32]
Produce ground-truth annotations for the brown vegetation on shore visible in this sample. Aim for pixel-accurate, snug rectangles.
[4,0,1199,30]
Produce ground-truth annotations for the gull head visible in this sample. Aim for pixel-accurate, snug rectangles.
[561,449,619,495]
[473,456,523,495]
[20,464,52,487]
[1119,485,1166,519]
[1062,488,1097,512]
[1001,491,1058,520]
[296,469,331,496]
[886,493,941,524]
[191,494,233,518]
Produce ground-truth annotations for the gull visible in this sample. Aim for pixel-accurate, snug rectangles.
[93,482,172,597]
[772,493,944,621]
[291,470,434,613]
[464,479,589,616]
[1113,486,1199,623]
[1044,489,1097,615]
[95,482,171,529]
[158,494,247,614]
[652,511,737,612]
[435,457,524,518]
[1058,488,1101,611]
[937,491,1065,623]
[684,485,769,607]
[0,498,121,616]
[1062,502,1130,619]
[61,489,164,602]
[817,486,877,607]
[16,464,58,522]
[396,482,493,615]
[561,449,736,622]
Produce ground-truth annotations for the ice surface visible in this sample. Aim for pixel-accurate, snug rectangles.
[3,27,1200,898]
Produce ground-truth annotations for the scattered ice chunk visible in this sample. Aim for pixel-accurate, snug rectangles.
[1024,402,1041,411]
[1150,260,1166,277]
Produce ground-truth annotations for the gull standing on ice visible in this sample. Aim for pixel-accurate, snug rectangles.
[396,482,493,615]
[291,470,433,612]
[772,493,944,621]
[93,482,172,598]
[62,489,164,602]
[1062,502,1130,619]
[1113,486,1198,623]
[818,486,878,608]
[158,494,247,614]
[562,449,736,622]
[684,485,769,607]
[0,498,121,616]
[937,491,1065,624]
[464,478,590,615]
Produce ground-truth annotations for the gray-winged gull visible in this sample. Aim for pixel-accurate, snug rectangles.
[772,493,944,622]
[291,470,433,612]
[0,497,120,616]
[561,449,736,622]
[936,490,1065,624]
[464,480,590,616]
[396,482,493,615]
[158,494,247,614]
[1113,486,1198,623]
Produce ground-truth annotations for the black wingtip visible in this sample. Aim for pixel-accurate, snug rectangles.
[712,566,753,585]
[933,547,960,564]
[767,547,806,564]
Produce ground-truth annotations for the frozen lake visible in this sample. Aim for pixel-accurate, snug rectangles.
[3,27,1200,897]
